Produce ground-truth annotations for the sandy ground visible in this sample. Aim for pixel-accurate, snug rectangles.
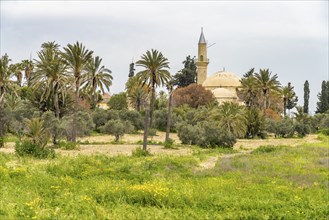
[0,134,321,157]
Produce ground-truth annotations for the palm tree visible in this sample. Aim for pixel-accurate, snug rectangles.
[21,59,34,86]
[9,63,23,87]
[254,69,281,111]
[239,75,258,108]
[31,41,69,118]
[0,54,15,146]
[165,79,174,142]
[125,75,149,112]
[23,118,49,147]
[293,106,309,123]
[210,102,247,138]
[282,85,292,117]
[136,49,170,127]
[61,42,93,142]
[82,56,112,109]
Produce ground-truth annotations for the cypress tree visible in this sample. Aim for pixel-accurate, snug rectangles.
[316,80,329,113]
[286,82,298,115]
[303,80,310,114]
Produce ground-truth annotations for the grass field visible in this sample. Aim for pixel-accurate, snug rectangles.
[0,135,328,219]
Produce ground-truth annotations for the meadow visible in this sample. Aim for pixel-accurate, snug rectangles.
[0,135,328,219]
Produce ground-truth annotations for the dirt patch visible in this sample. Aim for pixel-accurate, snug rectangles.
[79,131,180,144]
[56,144,192,157]
[0,134,320,158]
[0,142,15,154]
[234,134,320,150]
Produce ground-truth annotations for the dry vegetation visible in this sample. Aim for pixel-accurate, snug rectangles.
[0,133,321,157]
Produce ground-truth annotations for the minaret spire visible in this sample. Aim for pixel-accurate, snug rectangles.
[199,27,206,44]
[197,28,209,84]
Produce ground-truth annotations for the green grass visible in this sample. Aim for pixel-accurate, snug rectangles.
[3,134,19,143]
[0,139,328,219]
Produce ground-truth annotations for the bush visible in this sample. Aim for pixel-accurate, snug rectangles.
[319,114,329,130]
[42,111,65,144]
[108,92,128,110]
[148,128,157,139]
[276,118,295,138]
[153,109,182,132]
[154,109,168,131]
[132,147,152,157]
[215,130,237,148]
[177,122,236,148]
[245,107,266,139]
[62,111,95,141]
[107,109,120,121]
[91,108,108,131]
[294,122,310,137]
[15,140,55,159]
[119,110,144,131]
[163,138,175,149]
[177,123,202,145]
[100,120,133,142]
[266,118,295,138]
[0,137,4,148]
[57,141,79,150]
[319,128,329,136]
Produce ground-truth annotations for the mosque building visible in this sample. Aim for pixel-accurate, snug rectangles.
[196,29,242,105]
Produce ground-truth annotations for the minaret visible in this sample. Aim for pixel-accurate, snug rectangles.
[196,28,209,85]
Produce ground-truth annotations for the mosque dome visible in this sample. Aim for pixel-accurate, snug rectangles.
[202,71,241,88]
[212,87,238,98]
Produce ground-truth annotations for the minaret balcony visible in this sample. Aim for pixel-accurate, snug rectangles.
[195,58,209,64]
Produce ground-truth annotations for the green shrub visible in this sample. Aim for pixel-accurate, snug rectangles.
[15,140,55,159]
[177,122,236,148]
[266,118,295,138]
[148,128,157,139]
[177,123,202,145]
[57,141,79,150]
[91,108,108,131]
[294,122,310,137]
[163,138,175,149]
[132,147,151,157]
[100,119,133,142]
[215,130,237,148]
[61,112,95,141]
[319,114,329,129]
[119,110,144,131]
[0,137,4,148]
[154,109,168,131]
[42,111,65,144]
[245,107,266,139]
[108,92,128,110]
[319,128,329,136]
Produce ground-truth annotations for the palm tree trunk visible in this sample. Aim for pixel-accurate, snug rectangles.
[149,84,155,128]
[0,101,4,147]
[263,90,267,111]
[92,79,97,109]
[165,90,173,142]
[143,103,149,151]
[54,84,60,118]
[283,98,287,117]
[137,99,141,112]
[72,77,80,142]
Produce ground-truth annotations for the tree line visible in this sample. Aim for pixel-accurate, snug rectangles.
[0,44,328,156]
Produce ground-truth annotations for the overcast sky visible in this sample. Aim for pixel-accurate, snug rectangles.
[0,0,328,114]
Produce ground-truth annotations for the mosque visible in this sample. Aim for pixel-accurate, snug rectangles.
[196,29,242,104]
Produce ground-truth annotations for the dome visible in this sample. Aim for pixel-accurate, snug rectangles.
[212,88,237,98]
[202,71,241,88]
